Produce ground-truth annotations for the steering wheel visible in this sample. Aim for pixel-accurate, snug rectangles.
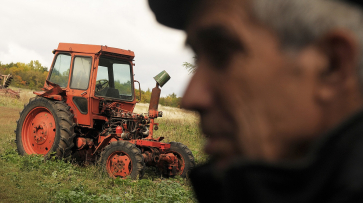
[95,79,109,92]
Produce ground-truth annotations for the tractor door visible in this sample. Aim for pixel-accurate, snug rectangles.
[66,54,94,127]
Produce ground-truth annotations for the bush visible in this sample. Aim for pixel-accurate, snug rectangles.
[0,60,48,90]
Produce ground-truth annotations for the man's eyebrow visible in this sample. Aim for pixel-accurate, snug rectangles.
[186,25,245,52]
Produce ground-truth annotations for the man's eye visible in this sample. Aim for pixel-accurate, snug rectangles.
[203,45,236,69]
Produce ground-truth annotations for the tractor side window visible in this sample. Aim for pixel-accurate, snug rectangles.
[114,63,132,96]
[49,54,71,88]
[70,56,92,90]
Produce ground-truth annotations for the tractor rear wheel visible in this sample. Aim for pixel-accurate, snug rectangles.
[166,142,195,178]
[15,97,75,159]
[100,141,144,179]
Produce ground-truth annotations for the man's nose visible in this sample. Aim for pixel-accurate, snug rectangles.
[181,68,213,112]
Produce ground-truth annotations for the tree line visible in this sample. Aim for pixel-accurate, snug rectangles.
[135,89,182,108]
[0,61,182,107]
[0,60,48,90]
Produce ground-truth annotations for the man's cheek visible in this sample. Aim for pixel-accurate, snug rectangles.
[204,137,236,155]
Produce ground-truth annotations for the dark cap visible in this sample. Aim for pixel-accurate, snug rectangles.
[148,0,363,30]
[348,0,363,7]
[148,0,199,30]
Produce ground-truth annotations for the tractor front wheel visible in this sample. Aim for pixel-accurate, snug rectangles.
[166,142,195,178]
[100,141,144,179]
[16,97,75,159]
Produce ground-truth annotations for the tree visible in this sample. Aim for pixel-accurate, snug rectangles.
[183,56,197,74]
[0,61,48,90]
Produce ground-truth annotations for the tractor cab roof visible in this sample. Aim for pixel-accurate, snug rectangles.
[55,43,135,60]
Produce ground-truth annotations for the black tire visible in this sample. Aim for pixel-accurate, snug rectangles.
[99,141,144,179]
[166,142,195,178]
[15,97,75,159]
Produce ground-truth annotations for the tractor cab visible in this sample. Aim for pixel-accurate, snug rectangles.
[39,43,138,127]
[94,56,133,101]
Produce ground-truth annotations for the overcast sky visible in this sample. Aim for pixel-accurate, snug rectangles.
[0,0,194,97]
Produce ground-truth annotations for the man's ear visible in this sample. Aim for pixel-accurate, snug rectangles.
[316,29,360,102]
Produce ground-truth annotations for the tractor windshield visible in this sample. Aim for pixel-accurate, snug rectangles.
[95,56,133,101]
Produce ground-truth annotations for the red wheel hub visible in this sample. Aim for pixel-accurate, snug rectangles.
[22,107,56,155]
[107,152,132,178]
[169,151,185,175]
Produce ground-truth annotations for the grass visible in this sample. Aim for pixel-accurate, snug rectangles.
[0,90,206,202]
[0,87,35,108]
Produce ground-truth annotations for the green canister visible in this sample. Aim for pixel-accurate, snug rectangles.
[153,70,171,87]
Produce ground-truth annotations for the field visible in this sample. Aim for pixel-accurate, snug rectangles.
[0,88,206,203]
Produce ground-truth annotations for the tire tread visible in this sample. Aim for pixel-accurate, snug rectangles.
[16,97,75,159]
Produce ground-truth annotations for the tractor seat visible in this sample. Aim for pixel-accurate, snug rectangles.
[95,87,120,99]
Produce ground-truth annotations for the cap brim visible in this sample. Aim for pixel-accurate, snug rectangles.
[347,0,363,7]
[148,0,198,30]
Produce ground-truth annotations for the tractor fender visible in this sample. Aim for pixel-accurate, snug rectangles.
[93,134,118,155]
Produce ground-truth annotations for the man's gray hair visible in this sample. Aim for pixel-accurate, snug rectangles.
[252,0,363,86]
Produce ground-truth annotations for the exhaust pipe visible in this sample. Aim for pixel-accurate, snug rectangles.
[146,71,170,140]
[148,70,170,118]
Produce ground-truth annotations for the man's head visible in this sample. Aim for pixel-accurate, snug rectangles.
[150,0,363,168]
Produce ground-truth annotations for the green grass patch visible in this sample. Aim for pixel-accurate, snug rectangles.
[0,100,205,202]
[0,147,198,202]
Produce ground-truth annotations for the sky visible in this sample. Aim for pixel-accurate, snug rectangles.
[0,0,195,97]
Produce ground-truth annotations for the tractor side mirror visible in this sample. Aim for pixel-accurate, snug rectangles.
[134,80,141,103]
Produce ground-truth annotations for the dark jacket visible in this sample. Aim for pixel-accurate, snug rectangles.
[190,112,363,203]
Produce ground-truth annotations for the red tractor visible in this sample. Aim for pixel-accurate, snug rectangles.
[15,43,195,179]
